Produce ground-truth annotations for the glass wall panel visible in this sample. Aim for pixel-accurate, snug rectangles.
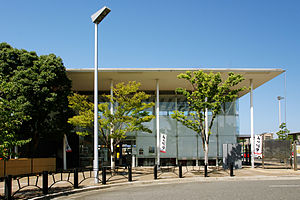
[137,119,155,136]
[136,136,156,158]
[178,136,198,159]
[177,119,198,136]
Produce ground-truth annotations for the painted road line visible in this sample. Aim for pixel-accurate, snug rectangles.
[269,185,300,188]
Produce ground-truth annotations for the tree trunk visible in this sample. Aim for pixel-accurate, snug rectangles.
[111,148,116,170]
[204,140,209,166]
[111,154,115,170]
[31,130,39,157]
[110,139,115,170]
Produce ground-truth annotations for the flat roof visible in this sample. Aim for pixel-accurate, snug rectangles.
[288,132,300,135]
[66,68,284,97]
[237,135,251,139]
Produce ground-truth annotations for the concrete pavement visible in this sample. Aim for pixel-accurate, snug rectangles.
[1,165,300,199]
[56,179,300,200]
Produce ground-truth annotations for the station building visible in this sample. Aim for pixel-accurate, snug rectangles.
[66,68,284,167]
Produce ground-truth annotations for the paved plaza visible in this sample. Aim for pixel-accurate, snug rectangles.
[1,165,300,199]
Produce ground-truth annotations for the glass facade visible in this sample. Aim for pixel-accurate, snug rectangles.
[136,95,238,166]
[78,93,239,167]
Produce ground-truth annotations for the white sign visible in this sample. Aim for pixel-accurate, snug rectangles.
[296,145,300,156]
[255,135,262,154]
[160,134,167,153]
[65,135,72,153]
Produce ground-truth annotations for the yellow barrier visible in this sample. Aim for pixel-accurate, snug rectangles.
[0,160,4,177]
[5,158,31,176]
[0,158,56,177]
[32,158,56,173]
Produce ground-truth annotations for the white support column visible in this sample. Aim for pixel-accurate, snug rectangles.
[284,71,287,124]
[14,146,18,159]
[93,23,99,183]
[63,134,67,170]
[175,96,179,166]
[110,80,115,169]
[216,116,219,168]
[156,79,160,166]
[196,134,199,166]
[250,79,254,168]
[278,98,281,127]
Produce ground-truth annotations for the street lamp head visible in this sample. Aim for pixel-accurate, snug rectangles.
[277,96,284,100]
[91,6,111,24]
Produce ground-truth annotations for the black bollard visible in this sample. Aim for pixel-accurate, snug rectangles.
[74,168,79,188]
[204,164,208,177]
[179,164,183,178]
[230,163,234,177]
[5,175,12,200]
[128,165,132,182]
[245,145,249,165]
[249,146,252,165]
[102,167,106,185]
[154,165,158,180]
[42,171,48,195]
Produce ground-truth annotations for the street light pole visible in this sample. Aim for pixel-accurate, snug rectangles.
[93,22,99,184]
[91,6,111,184]
[277,96,284,127]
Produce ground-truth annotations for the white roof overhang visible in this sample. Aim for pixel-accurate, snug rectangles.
[66,68,284,98]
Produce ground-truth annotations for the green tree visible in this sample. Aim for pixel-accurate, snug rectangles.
[0,79,31,159]
[0,42,72,157]
[276,123,291,140]
[171,70,246,168]
[68,81,155,168]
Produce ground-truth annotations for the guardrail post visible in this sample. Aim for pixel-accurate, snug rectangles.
[102,167,106,185]
[154,165,157,180]
[42,171,48,195]
[230,163,234,177]
[179,164,183,178]
[74,168,79,188]
[5,175,12,200]
[204,164,208,177]
[128,164,132,182]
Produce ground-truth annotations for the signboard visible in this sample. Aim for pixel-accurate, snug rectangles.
[255,135,262,154]
[296,145,300,156]
[160,134,167,153]
[263,140,291,159]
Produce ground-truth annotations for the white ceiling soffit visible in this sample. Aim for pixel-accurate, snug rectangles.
[66,68,284,98]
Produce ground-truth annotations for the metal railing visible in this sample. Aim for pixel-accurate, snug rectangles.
[0,166,133,199]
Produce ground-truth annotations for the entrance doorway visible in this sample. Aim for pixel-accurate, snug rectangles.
[116,137,136,167]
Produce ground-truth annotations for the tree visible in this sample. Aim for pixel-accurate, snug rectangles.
[0,42,72,157]
[68,81,155,168]
[171,70,246,168]
[276,123,291,140]
[0,79,31,159]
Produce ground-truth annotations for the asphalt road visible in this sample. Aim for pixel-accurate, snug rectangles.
[56,179,300,200]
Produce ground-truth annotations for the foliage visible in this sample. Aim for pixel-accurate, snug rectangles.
[68,81,155,152]
[276,123,291,140]
[0,79,31,159]
[0,42,72,157]
[171,70,246,164]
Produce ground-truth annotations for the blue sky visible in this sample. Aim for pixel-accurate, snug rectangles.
[1,0,299,135]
